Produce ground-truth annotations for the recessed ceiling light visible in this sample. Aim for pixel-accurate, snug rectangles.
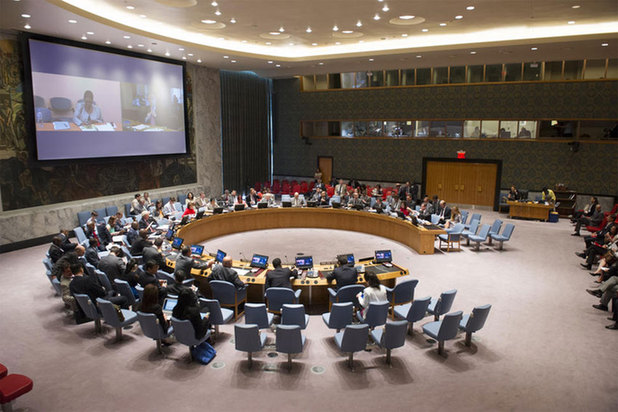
[87,31,94,35]
[138,44,144,47]
[416,55,422,58]
[335,42,341,45]
[24,24,31,29]
[201,19,217,24]
[68,19,77,24]
[470,51,477,54]
[378,0,384,2]
[333,25,339,31]
[312,42,318,46]
[178,47,185,51]
[241,40,247,43]
[399,15,415,20]
[568,21,575,24]
[267,61,273,64]
[531,47,538,50]
[342,30,353,34]
[147,48,152,52]
[269,32,280,35]
[572,5,580,9]
[439,23,447,26]
[318,62,324,65]
[182,56,186,60]
[230,17,236,23]
[369,58,374,62]
[188,53,193,56]
[223,55,229,58]
[358,40,364,43]
[215,10,222,16]
[279,26,285,32]
[275,64,280,67]
[373,14,380,20]
[197,59,202,63]
[455,15,463,19]
[139,14,146,18]
[422,28,429,32]
[306,26,312,33]
[126,5,135,10]
[601,43,609,46]
[401,33,408,37]
[231,60,237,63]
[211,1,218,6]
[123,35,131,39]
[466,6,475,10]
[127,45,133,49]
[21,14,30,18]
[81,35,87,40]
[265,42,272,45]
[165,51,170,56]
[105,40,111,44]
[218,37,225,40]
[289,42,294,46]
[382,4,389,12]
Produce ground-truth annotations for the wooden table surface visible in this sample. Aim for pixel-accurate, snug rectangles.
[507,200,553,221]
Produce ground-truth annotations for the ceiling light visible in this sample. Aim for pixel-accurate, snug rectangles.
[223,55,229,58]
[230,17,237,23]
[139,14,147,18]
[215,10,222,16]
[138,44,144,47]
[87,31,94,35]
[275,64,280,67]
[231,60,237,63]
[333,25,339,31]
[318,62,324,65]
[335,42,341,45]
[197,59,202,63]
[416,55,422,58]
[178,47,185,51]
[211,1,218,6]
[439,23,447,26]
[201,19,217,24]
[306,26,312,33]
[378,0,384,2]
[188,53,193,56]
[601,43,609,46]
[123,35,131,39]
[401,33,408,37]
[358,40,364,43]
[568,21,575,24]
[312,42,318,46]
[147,48,152,52]
[21,14,30,18]
[126,5,135,10]
[165,51,170,56]
[531,47,538,50]
[81,35,87,40]
[105,40,111,44]
[269,32,280,35]
[466,6,475,10]
[470,51,477,54]
[241,40,247,43]
[369,58,374,62]
[455,15,463,19]
[68,19,77,23]
[342,30,353,34]
[572,5,580,9]
[422,28,429,32]
[182,56,186,60]
[373,14,380,20]
[279,26,285,32]
[289,42,294,46]
[265,42,272,45]
[399,15,415,20]
[127,45,133,49]
[24,24,31,29]
[382,4,389,12]
[267,61,273,64]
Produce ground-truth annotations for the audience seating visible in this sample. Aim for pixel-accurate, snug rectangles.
[281,304,309,329]
[490,223,515,250]
[464,213,482,230]
[427,289,457,321]
[328,284,364,310]
[275,324,306,371]
[234,324,267,368]
[136,311,173,354]
[438,223,465,252]
[322,302,354,332]
[114,279,138,310]
[0,364,6,379]
[199,298,234,339]
[171,317,211,361]
[462,220,480,246]
[210,280,247,320]
[94,269,115,297]
[96,298,138,341]
[135,285,144,300]
[51,278,62,297]
[356,301,389,330]
[73,227,88,245]
[265,287,301,314]
[42,258,52,272]
[422,311,464,356]
[393,296,431,335]
[370,320,409,365]
[385,279,418,316]
[0,368,33,412]
[74,294,103,333]
[77,211,91,227]
[586,216,607,233]
[124,204,132,217]
[244,303,274,330]
[460,210,469,224]
[93,208,107,222]
[106,205,118,217]
[334,324,370,370]
[468,224,491,251]
[486,219,503,245]
[458,304,492,346]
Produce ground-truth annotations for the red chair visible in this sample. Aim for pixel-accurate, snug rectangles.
[308,181,315,192]
[586,216,608,233]
[610,204,618,215]
[327,186,335,197]
[290,180,298,187]
[0,364,6,379]
[281,179,289,186]
[292,184,301,194]
[300,182,308,193]
[0,371,33,412]
[263,181,271,191]
[281,183,290,195]
[254,182,261,191]
[383,190,391,201]
[271,182,280,194]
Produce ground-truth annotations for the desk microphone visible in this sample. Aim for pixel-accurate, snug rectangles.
[284,254,290,266]
[239,251,248,262]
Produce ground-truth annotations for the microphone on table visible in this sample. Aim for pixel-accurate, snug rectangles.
[239,251,248,262]
[284,255,290,266]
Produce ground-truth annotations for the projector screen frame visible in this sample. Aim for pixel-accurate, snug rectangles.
[20,32,192,165]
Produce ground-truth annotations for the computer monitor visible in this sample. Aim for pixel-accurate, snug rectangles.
[307,200,317,208]
[250,254,269,269]
[162,298,177,312]
[171,237,183,250]
[282,201,292,208]
[353,204,364,211]
[190,244,204,257]
[216,249,227,262]
[195,210,205,220]
[331,201,341,209]
[374,249,392,263]
[295,256,313,269]
[180,216,190,225]
[165,228,174,241]
[257,202,268,209]
[213,207,223,215]
[234,204,245,211]
[337,253,355,265]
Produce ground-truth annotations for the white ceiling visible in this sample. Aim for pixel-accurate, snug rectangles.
[1,0,617,78]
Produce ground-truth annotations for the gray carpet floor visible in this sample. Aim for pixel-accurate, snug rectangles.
[1,210,617,411]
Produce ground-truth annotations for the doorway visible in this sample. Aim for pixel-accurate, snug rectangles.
[317,156,333,184]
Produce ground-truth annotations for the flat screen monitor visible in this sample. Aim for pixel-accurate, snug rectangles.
[171,237,183,250]
[257,202,268,209]
[213,207,223,215]
[190,244,204,257]
[250,254,269,269]
[23,35,188,161]
[234,204,245,211]
[195,210,205,220]
[162,298,177,312]
[282,201,292,208]
[216,249,227,263]
[338,254,355,265]
[331,201,341,209]
[295,256,313,269]
[374,250,392,263]
[165,228,174,241]
[307,201,317,208]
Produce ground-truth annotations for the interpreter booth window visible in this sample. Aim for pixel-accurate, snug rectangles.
[341,72,355,89]
[313,121,329,137]
[401,69,415,86]
[504,63,522,82]
[523,62,542,81]
[544,61,563,80]
[301,121,314,137]
[315,74,329,90]
[354,72,368,88]
[446,121,463,138]
[584,59,607,79]
[328,121,341,136]
[354,121,368,136]
[366,121,383,136]
[328,73,342,89]
[432,67,449,84]
[607,59,618,78]
[467,65,484,83]
[385,70,399,86]
[450,66,466,84]
[539,120,576,138]
[563,60,584,80]
[463,120,481,138]
[302,75,315,91]
[384,121,413,137]
[485,64,502,82]
[499,121,518,138]
[368,71,384,87]
[579,120,618,139]
[429,121,446,137]
[341,121,355,137]
[416,68,431,85]
[481,120,499,138]
[517,121,536,138]
[414,121,430,137]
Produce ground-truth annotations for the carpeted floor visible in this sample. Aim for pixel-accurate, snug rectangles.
[1,210,617,411]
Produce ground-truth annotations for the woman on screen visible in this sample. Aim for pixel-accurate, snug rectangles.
[73,90,103,126]
[145,95,157,125]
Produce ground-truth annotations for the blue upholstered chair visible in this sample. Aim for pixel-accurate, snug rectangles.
[329,195,341,206]
[459,304,492,346]
[93,208,107,222]
[265,287,302,314]
[462,220,480,246]
[430,214,441,225]
[210,280,247,320]
[464,213,482,230]
[124,203,132,217]
[356,300,389,330]
[328,284,364,310]
[281,304,309,329]
[322,302,354,332]
[96,298,138,341]
[427,289,457,321]
[135,285,144,300]
[334,324,370,369]
[244,303,274,330]
[77,211,91,227]
[42,258,53,272]
[438,223,465,252]
[137,311,173,354]
[171,316,211,361]
[114,279,138,309]
[393,296,432,335]
[468,224,491,251]
[74,294,103,333]
[422,311,463,356]
[281,194,291,202]
[370,320,409,365]
[275,324,306,370]
[49,96,73,121]
[51,278,62,297]
[385,279,418,316]
[94,269,114,297]
[199,298,234,339]
[486,219,503,245]
[156,270,175,286]
[106,205,118,217]
[234,324,267,368]
[73,226,88,245]
[498,191,510,212]
[177,194,187,204]
[460,210,469,224]
[491,223,515,250]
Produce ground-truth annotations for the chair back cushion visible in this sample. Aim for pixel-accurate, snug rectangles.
[244,303,270,329]
[137,311,165,340]
[234,324,261,352]
[437,289,457,315]
[276,324,303,354]
[467,304,492,332]
[407,296,431,322]
[210,280,236,304]
[336,284,365,303]
[364,301,390,328]
[171,316,200,346]
[383,320,408,349]
[281,304,306,328]
[266,287,296,312]
[328,302,354,329]
[388,279,418,305]
[341,324,369,352]
[437,311,463,340]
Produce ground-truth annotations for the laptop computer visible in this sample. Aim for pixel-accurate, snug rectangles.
[307,200,317,208]
[171,237,183,250]
[234,204,245,211]
[213,207,223,215]
[331,201,341,209]
[337,253,355,265]
[215,249,227,262]
[374,249,392,263]
[257,202,268,209]
[195,210,205,220]
[162,298,178,316]
[295,256,313,269]
[250,254,269,269]
[282,201,292,208]
[190,244,204,257]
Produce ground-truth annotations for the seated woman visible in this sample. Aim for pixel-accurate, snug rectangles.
[185,192,195,207]
[371,184,383,198]
[73,90,103,126]
[444,206,462,229]
[138,284,170,334]
[182,201,197,218]
[506,185,520,201]
[356,271,388,319]
[172,289,210,339]
[153,200,164,220]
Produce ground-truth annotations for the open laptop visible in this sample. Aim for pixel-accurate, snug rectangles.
[337,253,355,265]
[257,202,268,209]
[195,210,205,220]
[162,298,177,316]
[282,201,292,208]
[190,244,204,258]
[171,237,183,250]
[250,254,269,269]
[374,249,393,266]
[215,249,227,262]
[213,207,224,215]
[295,256,313,269]
[307,200,317,208]
[165,228,175,241]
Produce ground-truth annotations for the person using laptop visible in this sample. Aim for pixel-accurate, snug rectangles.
[172,289,210,340]
[209,256,246,290]
[130,229,153,256]
[138,284,173,344]
[139,211,158,232]
[265,258,299,290]
[174,245,210,276]
[326,255,358,290]
[138,260,168,304]
[143,238,171,273]
[347,192,364,210]
[163,197,177,217]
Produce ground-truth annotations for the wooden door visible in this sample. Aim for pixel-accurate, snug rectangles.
[318,156,333,183]
[425,161,447,200]
[458,163,479,204]
[474,163,498,206]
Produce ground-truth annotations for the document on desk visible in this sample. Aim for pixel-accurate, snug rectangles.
[234,268,250,276]
[53,121,71,130]
[131,124,149,131]
[94,123,115,131]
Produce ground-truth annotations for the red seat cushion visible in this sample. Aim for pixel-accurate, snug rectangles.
[0,374,33,403]
[0,364,6,379]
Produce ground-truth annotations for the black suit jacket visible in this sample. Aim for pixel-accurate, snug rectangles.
[84,246,100,267]
[70,275,105,306]
[48,244,65,264]
[265,267,298,289]
[174,254,209,276]
[130,238,152,256]
[97,254,126,281]
[326,264,358,289]
[142,246,166,268]
[437,205,452,220]
[209,264,246,290]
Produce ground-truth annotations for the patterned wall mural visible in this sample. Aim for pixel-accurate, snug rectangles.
[273,78,618,195]
[0,33,197,212]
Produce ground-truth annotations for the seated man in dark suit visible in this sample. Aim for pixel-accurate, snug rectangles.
[436,200,452,224]
[138,211,158,232]
[138,260,167,303]
[174,245,210,276]
[130,229,153,256]
[167,270,196,296]
[326,255,358,290]
[48,235,66,264]
[97,246,126,281]
[209,256,246,290]
[58,229,77,252]
[142,238,172,273]
[70,263,127,310]
[126,221,140,246]
[265,258,299,289]
[573,204,603,236]
[84,237,100,267]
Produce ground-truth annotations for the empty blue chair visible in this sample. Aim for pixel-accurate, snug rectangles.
[162,197,170,205]
[96,298,138,341]
[393,296,432,335]
[244,303,274,330]
[51,278,62,297]
[49,96,73,121]
[106,205,119,217]
[438,223,465,252]
[486,219,503,245]
[93,208,107,222]
[73,226,87,245]
[459,304,492,346]
[334,324,370,370]
[370,320,409,365]
[124,203,132,217]
[73,293,102,333]
[275,324,306,370]
[234,324,267,368]
[356,300,389,330]
[322,302,354,332]
[178,194,187,204]
[199,298,234,339]
[462,220,480,246]
[328,284,364,310]
[460,210,469,224]
[265,287,302,314]
[385,279,418,316]
[171,316,211,361]
[468,224,491,251]
[491,223,515,250]
[464,213,481,230]
[174,202,183,212]
[427,289,457,321]
[94,269,115,297]
[114,279,138,309]
[430,214,441,225]
[422,311,463,356]
[281,304,309,329]
[77,211,91,227]
[210,280,247,320]
[137,311,173,354]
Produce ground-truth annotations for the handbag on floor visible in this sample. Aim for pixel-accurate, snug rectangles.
[191,341,216,365]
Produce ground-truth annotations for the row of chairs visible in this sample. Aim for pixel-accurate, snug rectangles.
[438,215,515,252]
